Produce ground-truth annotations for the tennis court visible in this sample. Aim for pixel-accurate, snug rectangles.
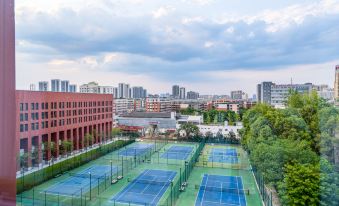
[209,148,238,164]
[118,143,155,157]
[112,169,176,205]
[195,174,247,206]
[44,165,116,196]
[161,145,194,160]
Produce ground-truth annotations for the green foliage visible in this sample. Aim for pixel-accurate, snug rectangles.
[278,162,320,206]
[241,91,339,205]
[111,128,121,138]
[179,123,200,139]
[202,109,238,125]
[180,107,197,115]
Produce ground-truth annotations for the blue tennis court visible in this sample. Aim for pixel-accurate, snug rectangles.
[195,174,247,206]
[44,165,116,196]
[112,169,176,205]
[119,143,155,157]
[208,148,238,163]
[161,145,193,160]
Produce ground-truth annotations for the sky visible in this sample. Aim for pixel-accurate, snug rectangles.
[15,0,339,95]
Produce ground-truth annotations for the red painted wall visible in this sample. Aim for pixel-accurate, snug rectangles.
[0,0,16,205]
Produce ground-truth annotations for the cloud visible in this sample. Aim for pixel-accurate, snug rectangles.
[152,6,176,19]
[15,0,339,94]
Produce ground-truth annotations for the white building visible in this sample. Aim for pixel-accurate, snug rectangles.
[270,84,312,108]
[113,98,135,115]
[196,122,243,138]
[80,82,114,94]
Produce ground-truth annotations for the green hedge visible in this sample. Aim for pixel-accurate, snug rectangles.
[17,139,134,194]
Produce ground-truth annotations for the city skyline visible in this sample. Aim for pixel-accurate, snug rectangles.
[15,0,339,94]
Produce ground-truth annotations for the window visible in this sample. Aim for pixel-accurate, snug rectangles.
[25,113,28,121]
[42,103,44,110]
[25,124,28,131]
[20,114,24,122]
[25,103,28,111]
[31,113,35,120]
[20,124,24,132]
[45,102,48,109]
[31,103,35,110]
[35,122,39,130]
[31,123,35,130]
[35,103,39,110]
[20,103,24,111]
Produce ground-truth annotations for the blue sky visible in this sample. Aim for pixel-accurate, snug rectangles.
[15,0,339,95]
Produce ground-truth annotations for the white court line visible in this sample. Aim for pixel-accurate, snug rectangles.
[114,169,151,201]
[149,171,175,205]
[236,176,241,206]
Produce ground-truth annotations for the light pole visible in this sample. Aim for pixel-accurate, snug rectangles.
[89,172,92,200]
[110,160,113,184]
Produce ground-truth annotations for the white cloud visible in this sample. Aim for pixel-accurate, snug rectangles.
[182,0,215,6]
[152,6,175,19]
[204,41,215,48]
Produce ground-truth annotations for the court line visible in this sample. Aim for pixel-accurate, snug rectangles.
[149,171,175,205]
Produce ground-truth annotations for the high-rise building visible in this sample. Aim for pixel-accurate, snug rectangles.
[51,79,61,92]
[131,86,147,99]
[38,81,49,91]
[172,85,180,98]
[113,87,118,98]
[335,65,339,102]
[69,84,77,93]
[118,83,130,98]
[256,84,261,102]
[179,87,186,99]
[29,84,36,91]
[257,82,273,104]
[187,91,199,99]
[61,80,69,92]
[80,82,114,94]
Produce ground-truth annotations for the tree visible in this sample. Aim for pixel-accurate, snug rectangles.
[278,162,320,206]
[179,123,200,139]
[180,107,196,115]
[111,128,121,139]
[84,133,93,148]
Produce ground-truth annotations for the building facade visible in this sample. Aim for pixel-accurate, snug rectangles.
[51,79,61,92]
[172,85,180,98]
[179,87,186,99]
[271,84,312,108]
[257,82,273,104]
[39,81,49,91]
[69,84,77,93]
[187,91,199,99]
[231,90,245,100]
[17,91,113,170]
[61,80,69,92]
[335,65,339,102]
[146,97,171,112]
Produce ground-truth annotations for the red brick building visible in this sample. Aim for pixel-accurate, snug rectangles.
[16,91,113,169]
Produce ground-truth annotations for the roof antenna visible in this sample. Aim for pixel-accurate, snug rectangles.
[290,77,293,85]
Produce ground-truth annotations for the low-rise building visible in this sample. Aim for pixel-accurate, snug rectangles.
[16,91,113,170]
[146,97,171,112]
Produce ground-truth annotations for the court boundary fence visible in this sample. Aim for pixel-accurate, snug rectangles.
[17,139,134,194]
